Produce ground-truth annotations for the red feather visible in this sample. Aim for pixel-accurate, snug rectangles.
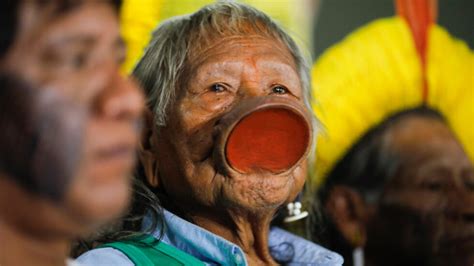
[395,0,437,102]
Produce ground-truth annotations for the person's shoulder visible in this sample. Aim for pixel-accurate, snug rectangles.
[77,247,134,266]
[77,237,205,266]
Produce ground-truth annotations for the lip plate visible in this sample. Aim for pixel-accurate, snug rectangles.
[214,96,313,177]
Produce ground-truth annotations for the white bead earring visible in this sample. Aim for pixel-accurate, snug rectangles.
[283,196,308,223]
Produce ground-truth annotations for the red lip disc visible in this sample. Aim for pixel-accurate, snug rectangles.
[225,107,310,174]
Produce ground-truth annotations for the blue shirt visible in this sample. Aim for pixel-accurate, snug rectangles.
[78,209,343,265]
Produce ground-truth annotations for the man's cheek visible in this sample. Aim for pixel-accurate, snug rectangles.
[0,74,86,200]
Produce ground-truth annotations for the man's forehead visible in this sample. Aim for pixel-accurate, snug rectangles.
[27,0,119,16]
[388,116,452,147]
[18,0,118,30]
[386,116,469,166]
[16,1,119,45]
[188,36,295,71]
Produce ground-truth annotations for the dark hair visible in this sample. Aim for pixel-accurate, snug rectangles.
[310,106,445,264]
[0,0,122,60]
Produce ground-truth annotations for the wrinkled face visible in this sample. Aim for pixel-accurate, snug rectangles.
[0,1,144,230]
[370,116,474,266]
[155,36,308,214]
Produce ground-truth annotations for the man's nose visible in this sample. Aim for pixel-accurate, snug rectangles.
[238,71,266,98]
[95,71,145,121]
[238,84,262,98]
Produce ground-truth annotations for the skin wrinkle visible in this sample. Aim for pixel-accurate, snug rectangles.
[188,36,302,98]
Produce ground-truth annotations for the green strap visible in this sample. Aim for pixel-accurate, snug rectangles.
[99,236,204,266]
[101,242,154,266]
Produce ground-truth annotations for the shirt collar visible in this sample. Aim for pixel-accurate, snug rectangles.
[143,209,246,265]
[143,209,343,266]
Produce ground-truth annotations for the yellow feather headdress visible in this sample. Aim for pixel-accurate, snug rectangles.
[310,17,473,188]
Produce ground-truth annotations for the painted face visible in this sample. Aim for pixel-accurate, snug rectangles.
[155,36,309,214]
[369,116,474,266]
[0,1,144,228]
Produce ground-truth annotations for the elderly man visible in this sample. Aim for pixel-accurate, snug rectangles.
[78,2,342,265]
[309,1,473,265]
[0,1,144,265]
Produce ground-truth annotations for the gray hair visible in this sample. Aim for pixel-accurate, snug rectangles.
[133,1,313,128]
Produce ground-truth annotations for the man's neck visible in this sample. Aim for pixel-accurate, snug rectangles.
[0,218,70,266]
[189,208,278,266]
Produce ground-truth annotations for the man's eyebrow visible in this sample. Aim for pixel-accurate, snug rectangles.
[48,35,125,50]
[49,35,97,47]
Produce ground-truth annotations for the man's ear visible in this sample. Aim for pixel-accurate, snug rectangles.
[138,108,160,188]
[324,185,368,248]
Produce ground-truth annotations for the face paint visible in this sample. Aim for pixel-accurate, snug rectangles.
[215,96,312,175]
[0,74,85,200]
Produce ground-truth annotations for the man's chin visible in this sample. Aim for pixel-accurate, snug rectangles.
[64,176,131,227]
[221,175,296,213]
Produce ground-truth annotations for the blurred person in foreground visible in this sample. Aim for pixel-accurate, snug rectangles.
[309,1,473,266]
[0,1,144,265]
[78,2,343,265]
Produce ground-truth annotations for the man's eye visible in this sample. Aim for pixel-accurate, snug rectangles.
[69,53,88,69]
[420,179,445,191]
[465,180,474,191]
[210,84,226,93]
[271,85,288,94]
[463,170,474,191]
[116,52,126,65]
